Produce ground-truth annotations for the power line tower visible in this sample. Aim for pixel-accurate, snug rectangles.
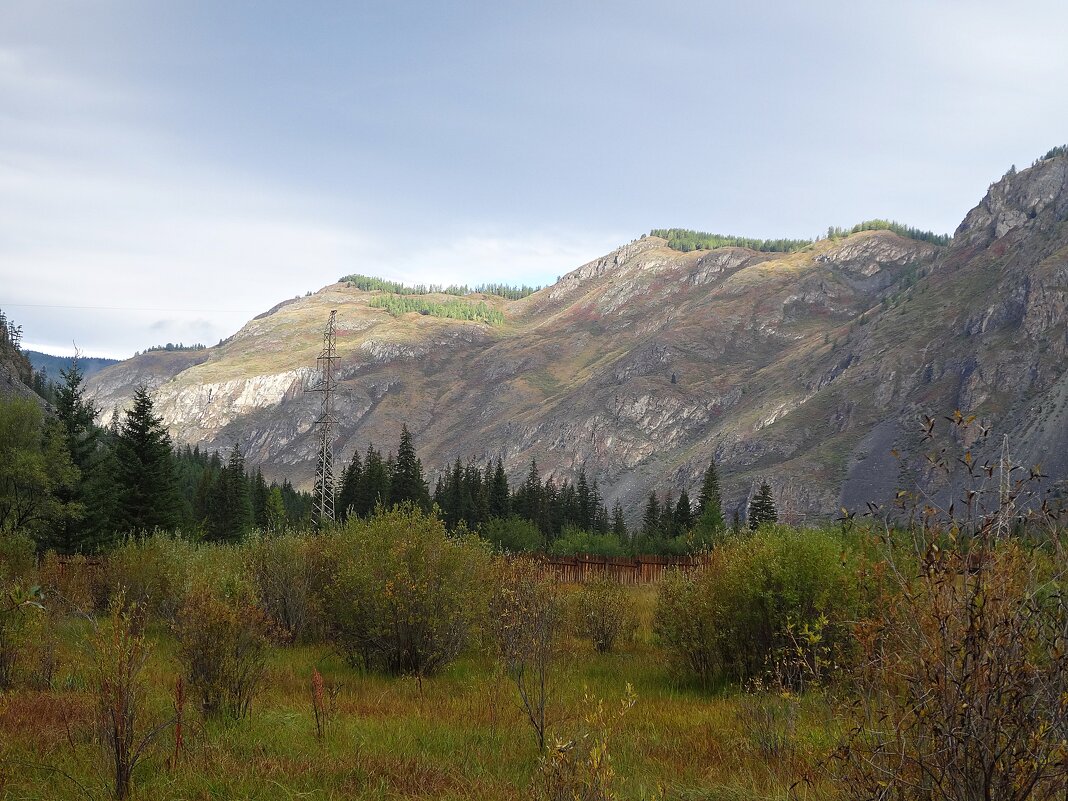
[307,309,339,526]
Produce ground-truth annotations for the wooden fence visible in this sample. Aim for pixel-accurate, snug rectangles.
[539,553,710,585]
[50,554,704,588]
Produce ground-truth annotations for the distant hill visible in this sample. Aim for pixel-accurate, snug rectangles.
[27,351,119,384]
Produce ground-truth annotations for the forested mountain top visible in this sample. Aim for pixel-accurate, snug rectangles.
[85,150,1068,521]
[26,350,119,385]
[651,219,950,254]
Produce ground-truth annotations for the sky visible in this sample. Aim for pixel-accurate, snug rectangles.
[2,1,1067,359]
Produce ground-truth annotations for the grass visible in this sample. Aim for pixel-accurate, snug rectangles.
[0,591,841,801]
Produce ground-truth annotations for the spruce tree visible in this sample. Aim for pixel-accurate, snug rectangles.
[659,490,676,538]
[53,357,103,551]
[336,449,362,521]
[642,492,661,537]
[488,457,510,518]
[576,468,592,530]
[696,459,724,532]
[390,424,428,509]
[358,444,389,515]
[114,385,180,533]
[674,489,693,534]
[611,502,627,540]
[747,482,778,530]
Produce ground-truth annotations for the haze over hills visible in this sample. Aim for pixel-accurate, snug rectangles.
[85,152,1068,521]
[26,351,120,385]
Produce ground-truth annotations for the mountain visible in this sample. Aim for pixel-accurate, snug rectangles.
[26,351,119,385]
[85,153,1068,521]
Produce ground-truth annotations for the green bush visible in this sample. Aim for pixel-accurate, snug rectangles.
[655,526,859,687]
[105,534,194,621]
[0,533,35,584]
[321,506,492,675]
[479,516,543,553]
[246,532,326,643]
[548,526,626,557]
[569,576,637,653]
[174,580,273,719]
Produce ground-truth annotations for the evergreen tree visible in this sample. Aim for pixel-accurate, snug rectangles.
[390,425,428,509]
[642,492,661,537]
[659,490,676,538]
[336,449,362,521]
[114,385,180,532]
[515,459,542,523]
[747,482,778,530]
[611,502,627,540]
[209,443,252,542]
[357,444,389,516]
[53,357,104,551]
[576,468,593,530]
[674,489,693,534]
[488,457,510,518]
[696,459,724,532]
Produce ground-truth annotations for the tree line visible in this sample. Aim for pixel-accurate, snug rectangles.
[0,360,312,554]
[368,295,505,325]
[334,428,780,556]
[342,273,541,300]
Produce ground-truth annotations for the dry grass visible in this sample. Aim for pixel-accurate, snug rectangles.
[0,588,841,801]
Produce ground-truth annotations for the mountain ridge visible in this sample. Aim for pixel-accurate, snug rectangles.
[85,153,1068,521]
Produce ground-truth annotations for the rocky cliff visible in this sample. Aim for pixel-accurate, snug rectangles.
[86,154,1068,521]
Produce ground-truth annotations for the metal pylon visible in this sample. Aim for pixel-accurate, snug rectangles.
[307,310,339,526]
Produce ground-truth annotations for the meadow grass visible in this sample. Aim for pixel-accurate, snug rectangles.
[0,590,841,801]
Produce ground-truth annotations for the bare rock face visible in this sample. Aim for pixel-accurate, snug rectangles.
[87,155,1068,520]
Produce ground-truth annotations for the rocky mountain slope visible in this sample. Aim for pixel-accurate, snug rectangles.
[86,155,1068,521]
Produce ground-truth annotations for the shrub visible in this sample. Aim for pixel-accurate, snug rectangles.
[106,534,194,621]
[655,526,859,687]
[834,538,1068,801]
[479,516,543,553]
[0,533,34,584]
[321,506,491,676]
[173,582,273,719]
[569,576,637,653]
[88,595,172,801]
[0,582,43,689]
[548,526,626,557]
[38,551,100,616]
[247,533,325,643]
[490,557,563,750]
[535,685,637,801]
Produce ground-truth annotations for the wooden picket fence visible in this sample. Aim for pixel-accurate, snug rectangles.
[539,553,710,585]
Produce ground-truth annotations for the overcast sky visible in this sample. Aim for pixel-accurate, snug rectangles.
[2,1,1067,359]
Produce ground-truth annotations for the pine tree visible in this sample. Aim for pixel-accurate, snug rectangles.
[488,457,510,518]
[390,424,428,509]
[659,490,675,538]
[336,449,362,521]
[611,502,627,539]
[515,459,541,523]
[114,385,180,533]
[53,357,104,551]
[642,492,661,537]
[576,468,593,530]
[747,482,778,530]
[696,459,724,532]
[358,444,389,516]
[674,489,693,534]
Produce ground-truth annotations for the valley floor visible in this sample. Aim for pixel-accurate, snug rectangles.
[0,600,839,801]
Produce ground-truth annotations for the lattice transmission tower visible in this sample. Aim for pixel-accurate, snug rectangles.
[307,309,339,526]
